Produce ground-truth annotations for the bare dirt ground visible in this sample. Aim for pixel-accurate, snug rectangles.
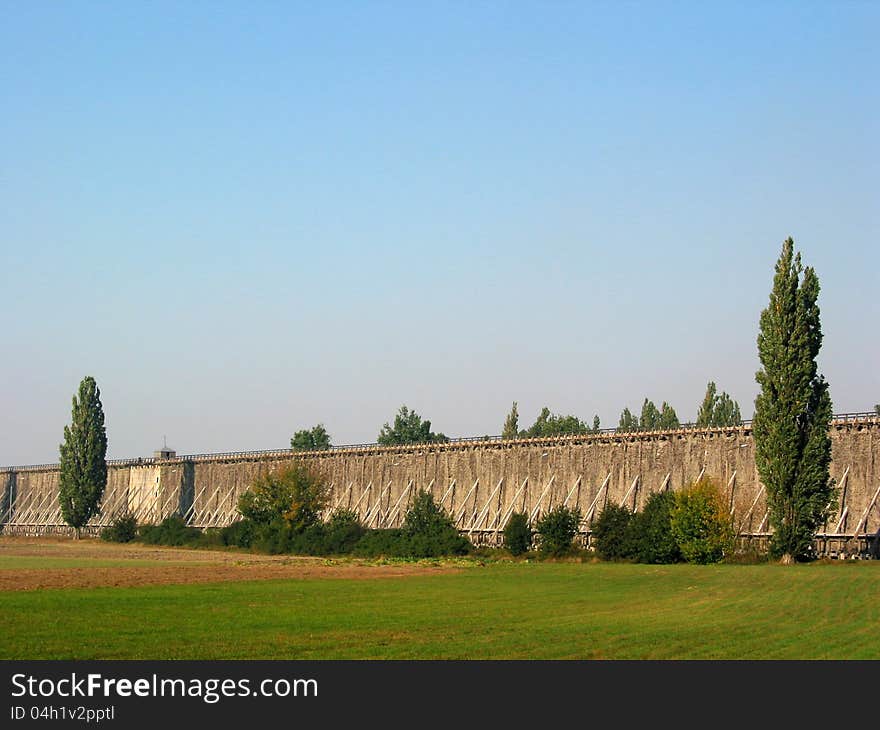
[0,537,460,591]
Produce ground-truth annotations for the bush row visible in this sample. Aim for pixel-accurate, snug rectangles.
[100,466,740,563]
[592,477,736,564]
[101,486,471,558]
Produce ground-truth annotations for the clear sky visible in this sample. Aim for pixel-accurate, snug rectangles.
[2,1,878,465]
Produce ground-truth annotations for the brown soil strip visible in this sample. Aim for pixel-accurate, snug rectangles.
[0,537,460,591]
[0,563,457,591]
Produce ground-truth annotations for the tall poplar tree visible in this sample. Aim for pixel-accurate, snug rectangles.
[59,376,108,538]
[697,381,742,427]
[753,238,834,560]
[696,382,718,427]
[502,402,519,439]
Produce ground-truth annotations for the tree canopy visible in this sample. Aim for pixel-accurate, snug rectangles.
[377,405,448,445]
[618,399,679,431]
[501,402,519,439]
[521,407,600,438]
[696,382,742,427]
[291,424,332,451]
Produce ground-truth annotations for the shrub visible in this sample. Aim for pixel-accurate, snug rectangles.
[346,493,471,558]
[402,490,455,536]
[220,519,257,548]
[351,529,404,557]
[628,491,681,564]
[138,516,202,546]
[195,528,225,548]
[503,512,533,556]
[670,477,735,564]
[251,517,294,555]
[535,505,582,557]
[238,464,330,533]
[100,513,138,543]
[400,490,471,556]
[323,509,366,554]
[592,504,635,560]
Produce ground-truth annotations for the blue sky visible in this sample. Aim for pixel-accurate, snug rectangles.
[2,1,878,464]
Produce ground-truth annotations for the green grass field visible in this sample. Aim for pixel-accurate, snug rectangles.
[3,561,879,659]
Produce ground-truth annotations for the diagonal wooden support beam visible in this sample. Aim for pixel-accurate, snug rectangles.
[333,482,354,510]
[619,475,640,510]
[16,489,52,525]
[350,481,373,515]
[529,475,556,523]
[738,484,766,533]
[727,470,738,515]
[851,482,880,536]
[833,506,849,535]
[830,467,851,532]
[659,473,671,493]
[562,476,582,507]
[581,473,612,528]
[364,481,393,527]
[468,478,504,533]
[496,477,530,532]
[98,483,130,523]
[195,483,225,527]
[757,510,770,532]
[438,479,455,512]
[8,488,40,525]
[182,483,209,523]
[383,479,414,529]
[454,479,480,526]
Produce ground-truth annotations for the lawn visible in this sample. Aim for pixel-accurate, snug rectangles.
[2,560,878,659]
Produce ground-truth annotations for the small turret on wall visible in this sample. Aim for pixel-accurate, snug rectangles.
[153,437,176,460]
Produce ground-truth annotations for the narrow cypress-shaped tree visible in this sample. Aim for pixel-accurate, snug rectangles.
[658,402,680,429]
[618,407,638,432]
[753,238,834,560]
[59,376,108,538]
[696,382,718,427]
[639,398,661,430]
[714,392,742,426]
[697,381,742,427]
[502,401,519,439]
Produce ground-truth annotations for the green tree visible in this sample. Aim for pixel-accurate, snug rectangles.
[58,376,108,538]
[593,503,635,560]
[714,392,742,426]
[290,424,332,451]
[238,463,329,533]
[670,477,735,564]
[522,407,596,438]
[696,382,742,427]
[618,407,639,432]
[534,505,582,556]
[639,399,661,430]
[696,382,718,427]
[503,511,532,556]
[628,491,681,564]
[753,237,834,561]
[619,399,679,431]
[502,401,520,439]
[399,489,471,556]
[402,489,456,535]
[377,405,448,445]
[658,402,680,429]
